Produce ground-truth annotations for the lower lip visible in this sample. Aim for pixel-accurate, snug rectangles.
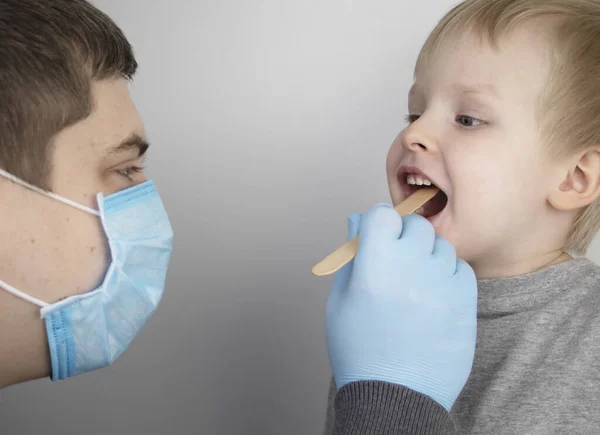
[409,193,446,224]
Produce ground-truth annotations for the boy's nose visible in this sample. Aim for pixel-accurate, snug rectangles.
[401,124,438,154]
[406,141,428,152]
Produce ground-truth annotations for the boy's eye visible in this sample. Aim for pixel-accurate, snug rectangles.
[456,115,484,127]
[405,114,485,128]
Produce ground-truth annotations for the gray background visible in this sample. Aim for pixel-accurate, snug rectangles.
[2,0,600,434]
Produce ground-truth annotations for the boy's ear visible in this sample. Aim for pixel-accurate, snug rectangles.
[548,147,600,211]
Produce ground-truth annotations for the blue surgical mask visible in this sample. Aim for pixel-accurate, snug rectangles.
[0,169,173,380]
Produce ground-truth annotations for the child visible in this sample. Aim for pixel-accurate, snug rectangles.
[324,0,600,433]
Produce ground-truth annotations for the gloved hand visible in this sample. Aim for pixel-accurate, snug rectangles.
[326,204,477,411]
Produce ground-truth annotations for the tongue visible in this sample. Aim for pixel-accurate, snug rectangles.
[417,190,448,218]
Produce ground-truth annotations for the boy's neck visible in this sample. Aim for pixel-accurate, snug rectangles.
[472,250,572,280]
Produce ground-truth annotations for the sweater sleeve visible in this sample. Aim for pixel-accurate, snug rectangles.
[333,381,457,435]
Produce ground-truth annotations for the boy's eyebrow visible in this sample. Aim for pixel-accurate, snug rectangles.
[106,133,150,158]
[409,83,499,99]
[451,83,499,98]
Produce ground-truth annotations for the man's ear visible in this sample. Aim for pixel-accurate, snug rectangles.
[548,147,600,211]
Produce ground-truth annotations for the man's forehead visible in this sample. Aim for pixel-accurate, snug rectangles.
[86,79,148,157]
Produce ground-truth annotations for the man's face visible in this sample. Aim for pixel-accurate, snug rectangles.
[386,27,565,277]
[0,78,148,381]
[47,78,149,294]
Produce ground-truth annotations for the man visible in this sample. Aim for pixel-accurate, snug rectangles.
[0,0,169,387]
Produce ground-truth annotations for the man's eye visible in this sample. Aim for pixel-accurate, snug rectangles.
[405,114,420,124]
[116,165,145,180]
[456,115,484,127]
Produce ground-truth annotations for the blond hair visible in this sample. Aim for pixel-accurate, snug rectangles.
[417,0,600,254]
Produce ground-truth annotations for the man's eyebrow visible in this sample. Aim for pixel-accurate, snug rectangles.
[108,133,150,157]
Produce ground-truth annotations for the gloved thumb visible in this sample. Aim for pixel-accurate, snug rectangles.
[347,213,362,240]
[329,213,362,304]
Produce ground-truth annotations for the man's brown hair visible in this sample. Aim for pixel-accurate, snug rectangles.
[0,0,137,190]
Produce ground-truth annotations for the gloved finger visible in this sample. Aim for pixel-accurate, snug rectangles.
[431,235,457,276]
[397,213,436,256]
[359,204,403,251]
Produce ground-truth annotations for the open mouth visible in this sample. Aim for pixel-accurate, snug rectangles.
[399,171,448,219]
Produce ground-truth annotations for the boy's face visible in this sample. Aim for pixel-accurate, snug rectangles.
[386,27,567,277]
[0,78,148,382]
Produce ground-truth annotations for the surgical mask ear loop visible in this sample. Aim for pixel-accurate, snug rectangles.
[0,278,48,308]
[0,168,100,216]
[0,168,102,310]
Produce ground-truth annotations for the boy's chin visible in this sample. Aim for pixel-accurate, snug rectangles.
[415,201,448,231]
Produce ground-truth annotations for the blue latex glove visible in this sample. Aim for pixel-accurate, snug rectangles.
[326,204,477,411]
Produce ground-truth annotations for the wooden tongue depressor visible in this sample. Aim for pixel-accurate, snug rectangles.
[311,187,440,277]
